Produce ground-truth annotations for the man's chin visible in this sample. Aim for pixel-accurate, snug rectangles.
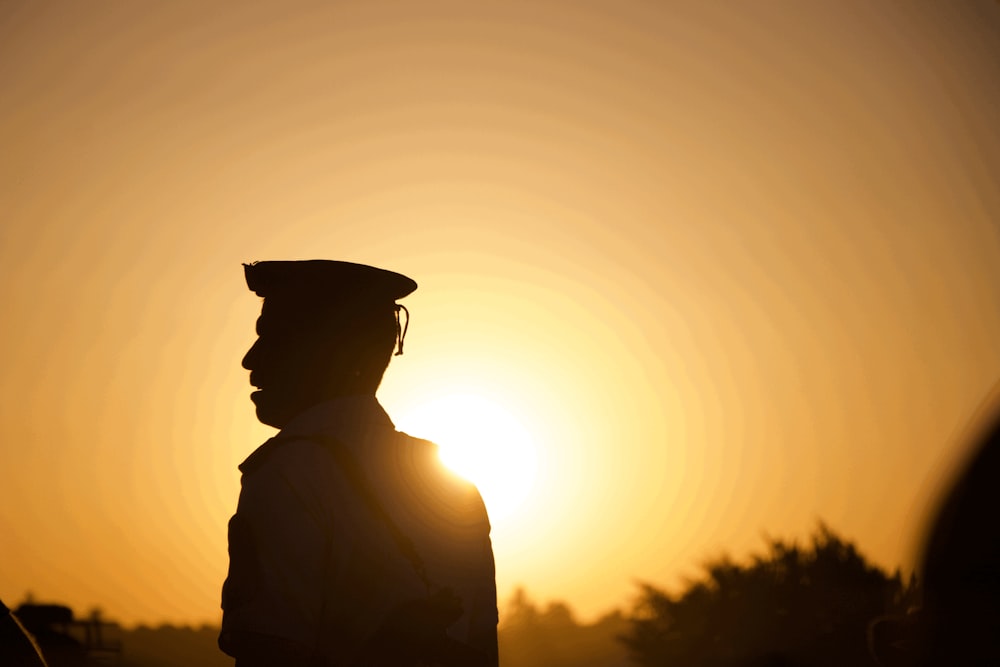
[250,392,291,429]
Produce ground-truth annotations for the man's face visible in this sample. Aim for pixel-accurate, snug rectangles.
[241,304,334,428]
[241,297,397,427]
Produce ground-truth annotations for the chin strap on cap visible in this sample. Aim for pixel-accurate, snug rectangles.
[394,304,410,356]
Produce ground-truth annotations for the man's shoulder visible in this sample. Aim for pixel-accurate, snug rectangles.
[393,431,440,463]
[393,432,459,483]
[393,431,491,523]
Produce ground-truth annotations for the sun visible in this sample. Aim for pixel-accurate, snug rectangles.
[394,393,538,520]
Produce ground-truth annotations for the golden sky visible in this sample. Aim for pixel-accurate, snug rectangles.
[2,1,1000,627]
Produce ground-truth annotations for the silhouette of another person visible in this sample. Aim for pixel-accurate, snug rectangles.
[219,260,498,667]
[0,599,47,667]
[916,381,1000,665]
[870,382,1000,666]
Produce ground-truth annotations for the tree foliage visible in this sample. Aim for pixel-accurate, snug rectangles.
[622,524,917,667]
[499,588,631,667]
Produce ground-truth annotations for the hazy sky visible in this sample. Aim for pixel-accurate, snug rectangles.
[2,1,1000,627]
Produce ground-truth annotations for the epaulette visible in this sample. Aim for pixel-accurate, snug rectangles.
[238,437,285,475]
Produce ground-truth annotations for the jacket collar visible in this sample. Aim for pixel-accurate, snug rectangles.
[279,394,395,443]
[239,395,396,474]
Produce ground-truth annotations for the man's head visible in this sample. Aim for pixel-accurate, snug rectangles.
[241,260,417,428]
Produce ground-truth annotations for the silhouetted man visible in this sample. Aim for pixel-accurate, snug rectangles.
[220,260,498,667]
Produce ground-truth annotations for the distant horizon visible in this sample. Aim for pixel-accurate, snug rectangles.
[4,517,926,629]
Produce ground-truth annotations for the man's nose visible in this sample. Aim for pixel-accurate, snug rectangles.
[242,339,260,370]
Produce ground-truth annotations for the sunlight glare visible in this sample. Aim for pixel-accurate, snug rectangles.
[395,393,538,520]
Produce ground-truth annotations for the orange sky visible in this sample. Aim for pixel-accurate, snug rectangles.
[2,1,1000,627]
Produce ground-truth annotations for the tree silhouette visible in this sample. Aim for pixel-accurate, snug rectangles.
[499,588,630,667]
[622,524,914,667]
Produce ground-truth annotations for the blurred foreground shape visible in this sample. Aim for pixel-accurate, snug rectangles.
[11,601,121,667]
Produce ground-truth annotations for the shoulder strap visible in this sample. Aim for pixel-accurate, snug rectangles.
[302,434,432,594]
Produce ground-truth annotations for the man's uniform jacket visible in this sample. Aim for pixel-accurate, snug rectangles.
[220,396,498,666]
